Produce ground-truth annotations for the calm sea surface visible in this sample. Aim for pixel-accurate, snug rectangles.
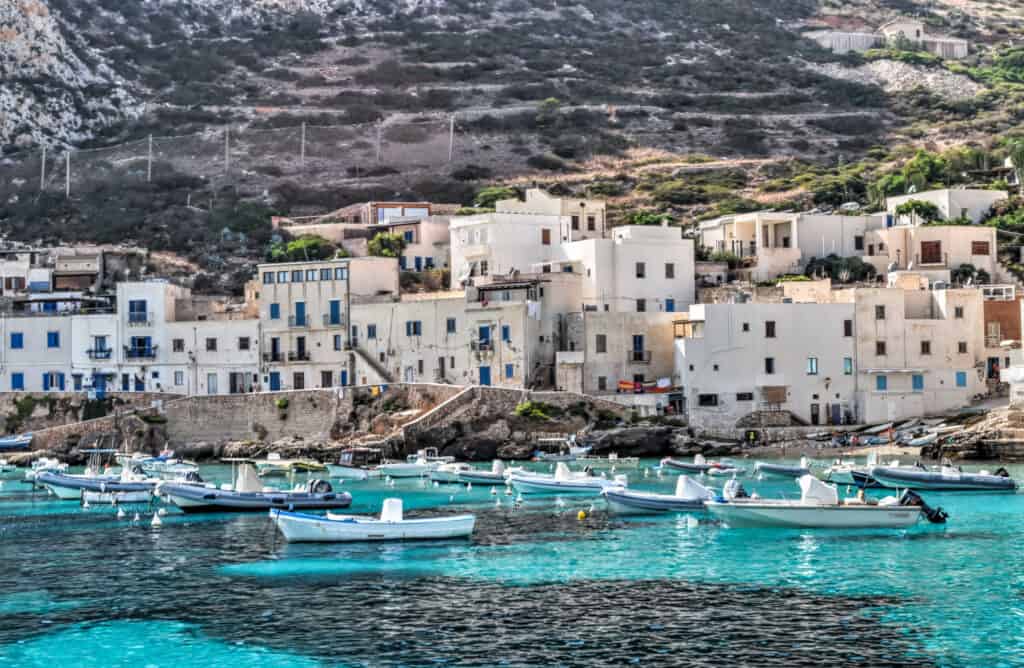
[1,458,1023,667]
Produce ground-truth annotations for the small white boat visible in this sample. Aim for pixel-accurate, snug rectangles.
[255,453,327,478]
[429,462,475,483]
[24,457,67,483]
[861,422,894,435]
[870,465,1018,492]
[0,459,18,477]
[907,432,938,447]
[706,476,947,529]
[661,454,716,473]
[705,465,746,478]
[326,447,384,480]
[376,457,433,479]
[755,457,811,479]
[270,498,475,543]
[408,448,454,464]
[509,462,619,495]
[575,452,640,469]
[533,435,590,462]
[927,424,963,436]
[602,475,714,514]
[457,460,511,485]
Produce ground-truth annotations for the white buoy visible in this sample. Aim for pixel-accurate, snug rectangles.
[433,481,439,488]
[448,495,454,502]
[151,512,162,528]
[505,486,513,496]
[490,487,497,496]
[588,504,595,513]
[555,497,566,508]
[686,515,699,529]
[643,468,650,478]
[494,497,501,507]
[158,508,168,517]
[82,500,90,509]
[116,507,126,519]
[466,482,473,492]
[133,513,140,522]
[388,478,396,487]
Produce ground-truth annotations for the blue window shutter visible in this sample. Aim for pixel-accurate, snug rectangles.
[502,325,510,341]
[10,333,22,349]
[399,256,407,270]
[57,373,65,391]
[11,373,23,391]
[876,375,887,391]
[42,374,50,391]
[270,303,280,320]
[406,321,412,336]
[912,374,924,391]
[666,298,675,313]
[506,364,514,379]
[956,371,967,388]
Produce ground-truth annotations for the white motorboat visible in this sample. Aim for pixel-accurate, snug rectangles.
[82,489,153,505]
[509,462,619,495]
[0,459,18,477]
[408,448,454,464]
[429,462,475,483]
[602,475,714,514]
[755,457,811,479]
[326,447,384,480]
[376,457,434,479]
[457,460,513,485]
[705,465,746,478]
[870,465,1018,492]
[705,476,947,529]
[118,451,199,480]
[575,452,640,469]
[255,453,327,478]
[270,498,475,542]
[533,435,590,462]
[24,457,67,483]
[907,432,938,447]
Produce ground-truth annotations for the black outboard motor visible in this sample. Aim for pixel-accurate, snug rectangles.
[307,479,333,494]
[994,467,1011,478]
[899,490,948,524]
[131,464,146,476]
[722,478,748,501]
[184,471,204,484]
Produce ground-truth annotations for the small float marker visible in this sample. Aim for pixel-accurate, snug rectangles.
[151,512,162,528]
[116,507,126,519]
[577,510,586,521]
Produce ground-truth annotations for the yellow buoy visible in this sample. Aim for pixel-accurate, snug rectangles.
[577,510,586,521]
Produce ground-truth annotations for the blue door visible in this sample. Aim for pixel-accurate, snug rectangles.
[340,370,348,387]
[831,403,841,425]
[414,256,423,271]
[93,374,107,399]
[269,372,281,391]
[479,325,491,344]
[479,366,491,386]
[134,377,144,392]
[665,298,675,313]
[294,302,306,326]
[57,373,65,391]
[42,374,50,391]
[329,300,341,326]
[121,374,129,392]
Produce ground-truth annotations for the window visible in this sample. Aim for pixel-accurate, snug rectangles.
[404,230,415,243]
[956,371,967,388]
[501,325,511,342]
[205,338,217,352]
[571,215,580,231]
[876,375,888,391]
[636,262,646,278]
[9,333,22,350]
[875,305,886,320]
[597,376,607,391]
[505,364,514,379]
[152,371,160,380]
[807,357,818,375]
[333,334,342,351]
[765,357,775,374]
[541,229,551,245]
[912,374,924,392]
[47,331,60,348]
[954,306,964,319]
[269,303,280,320]
[174,371,184,386]
[854,235,864,251]
[765,321,776,338]
[418,359,425,375]
[379,352,386,363]
[367,324,377,340]
[920,340,931,355]
[328,299,342,326]
[596,334,607,354]
[920,240,942,264]
[736,392,754,402]
[399,256,408,270]
[446,318,456,334]
[238,337,250,351]
[697,394,719,407]
[636,299,646,312]
[11,373,23,391]
[843,357,853,375]
[665,263,675,279]
[958,341,968,354]
[293,372,305,390]
[291,270,303,282]
[320,268,331,281]
[128,299,148,323]
[843,320,853,337]
[334,267,348,280]
[876,341,887,356]
[972,241,990,256]
[406,321,422,336]
[173,338,185,353]
[262,272,274,284]
[480,260,489,276]
[277,271,288,283]
[587,215,596,231]
[742,323,750,332]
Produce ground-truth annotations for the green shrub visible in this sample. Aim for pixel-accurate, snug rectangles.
[275,398,289,410]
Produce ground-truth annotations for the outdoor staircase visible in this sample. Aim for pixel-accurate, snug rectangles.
[352,345,395,383]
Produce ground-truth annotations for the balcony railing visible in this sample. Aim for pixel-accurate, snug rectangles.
[127,311,153,326]
[471,340,493,352]
[86,348,112,360]
[627,350,652,364]
[288,315,309,328]
[124,345,158,359]
[288,350,311,362]
[262,352,283,363]
[986,336,1002,348]
[322,314,344,327]
[915,252,949,268]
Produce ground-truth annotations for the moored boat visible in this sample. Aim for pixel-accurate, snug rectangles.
[661,454,715,473]
[429,462,475,483]
[255,453,327,478]
[37,470,154,501]
[705,476,947,529]
[0,458,18,476]
[575,452,640,469]
[755,457,811,479]
[456,460,512,485]
[158,463,351,513]
[326,447,383,480]
[869,465,1018,492]
[509,462,619,495]
[270,498,475,543]
[602,475,714,514]
[0,433,32,452]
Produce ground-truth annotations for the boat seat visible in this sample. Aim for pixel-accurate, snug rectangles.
[380,498,403,522]
[843,497,865,505]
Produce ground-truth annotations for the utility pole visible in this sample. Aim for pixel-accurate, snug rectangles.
[65,151,70,199]
[375,121,382,163]
[300,122,306,167]
[224,127,230,174]
[448,114,455,162]
[147,134,153,183]
[40,145,46,191]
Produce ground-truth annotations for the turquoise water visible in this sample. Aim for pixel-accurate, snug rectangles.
[1,459,1023,666]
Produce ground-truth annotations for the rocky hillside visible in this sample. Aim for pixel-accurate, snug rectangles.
[2,0,1024,292]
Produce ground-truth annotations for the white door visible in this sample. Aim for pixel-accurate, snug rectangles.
[207,373,218,395]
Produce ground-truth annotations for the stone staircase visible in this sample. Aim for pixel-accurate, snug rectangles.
[351,345,395,383]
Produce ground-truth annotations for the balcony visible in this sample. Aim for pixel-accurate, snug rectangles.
[262,352,283,363]
[124,345,158,359]
[86,348,112,360]
[288,315,309,328]
[288,350,311,362]
[471,340,494,353]
[627,350,652,364]
[127,311,153,326]
[322,314,345,327]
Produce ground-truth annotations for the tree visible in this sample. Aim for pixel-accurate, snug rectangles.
[368,232,407,258]
[267,234,337,262]
[901,150,948,193]
[895,199,942,224]
[473,186,516,209]
[626,211,670,226]
[1007,139,1024,197]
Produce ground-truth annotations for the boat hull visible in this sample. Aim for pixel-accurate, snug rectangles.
[160,484,353,513]
[706,501,921,528]
[661,459,712,473]
[509,474,609,495]
[456,471,507,485]
[83,490,153,505]
[603,488,705,514]
[870,467,1018,492]
[755,463,809,479]
[376,463,431,478]
[37,473,152,500]
[326,465,379,480]
[271,509,475,542]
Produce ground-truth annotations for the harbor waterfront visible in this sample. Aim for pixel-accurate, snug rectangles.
[1,459,1023,666]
